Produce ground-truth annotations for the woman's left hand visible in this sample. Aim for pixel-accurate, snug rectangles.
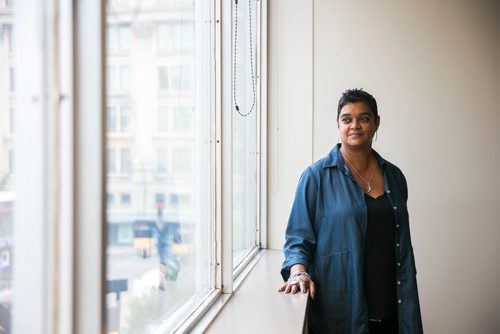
[278,272,315,299]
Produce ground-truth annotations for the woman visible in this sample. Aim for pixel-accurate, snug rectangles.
[278,89,423,333]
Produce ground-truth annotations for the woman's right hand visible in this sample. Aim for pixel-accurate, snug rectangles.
[277,264,316,299]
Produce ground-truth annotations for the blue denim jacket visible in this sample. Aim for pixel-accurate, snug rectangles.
[282,144,423,333]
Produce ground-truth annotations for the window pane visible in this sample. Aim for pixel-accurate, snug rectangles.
[120,107,131,132]
[173,107,192,132]
[107,149,116,174]
[107,66,117,92]
[121,149,131,174]
[170,65,192,91]
[120,66,130,92]
[158,107,168,132]
[107,107,117,132]
[106,1,213,332]
[232,0,259,266]
[9,68,15,92]
[172,148,192,174]
[0,10,15,334]
[119,26,129,51]
[158,66,169,90]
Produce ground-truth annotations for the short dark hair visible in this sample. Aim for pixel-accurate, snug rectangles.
[337,88,378,119]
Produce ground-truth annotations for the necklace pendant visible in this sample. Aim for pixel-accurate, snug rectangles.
[367,184,373,193]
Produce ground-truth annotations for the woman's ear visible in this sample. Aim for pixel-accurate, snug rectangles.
[375,115,380,130]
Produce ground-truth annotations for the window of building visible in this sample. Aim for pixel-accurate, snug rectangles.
[10,108,14,134]
[120,193,131,206]
[172,148,192,174]
[8,150,14,174]
[107,193,115,207]
[170,64,193,91]
[106,25,129,53]
[5,24,14,53]
[120,149,131,174]
[107,107,117,132]
[9,67,14,92]
[158,66,169,90]
[157,148,168,173]
[106,65,130,93]
[157,21,195,54]
[107,149,116,174]
[158,106,193,133]
[107,106,132,133]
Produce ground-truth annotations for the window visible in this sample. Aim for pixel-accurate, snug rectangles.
[158,106,193,133]
[107,107,117,132]
[107,193,115,207]
[158,107,168,132]
[157,148,168,173]
[158,66,169,90]
[172,148,192,174]
[173,107,193,132]
[170,65,193,91]
[157,21,195,54]
[5,24,13,53]
[10,108,14,134]
[105,1,215,332]
[9,67,14,92]
[8,150,14,174]
[107,106,132,133]
[107,149,116,174]
[120,193,131,206]
[232,0,260,267]
[120,148,131,174]
[107,65,130,93]
[106,25,129,53]
[0,12,15,334]
[11,0,266,332]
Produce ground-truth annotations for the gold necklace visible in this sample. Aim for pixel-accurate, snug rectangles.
[343,155,377,193]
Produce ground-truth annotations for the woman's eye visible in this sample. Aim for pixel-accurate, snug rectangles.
[342,118,350,123]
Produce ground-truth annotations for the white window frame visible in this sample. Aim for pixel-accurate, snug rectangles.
[12,0,267,332]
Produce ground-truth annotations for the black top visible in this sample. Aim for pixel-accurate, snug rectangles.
[364,193,398,321]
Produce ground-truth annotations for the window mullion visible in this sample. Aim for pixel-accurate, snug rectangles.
[73,0,106,333]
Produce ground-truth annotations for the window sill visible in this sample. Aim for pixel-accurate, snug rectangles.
[194,249,308,334]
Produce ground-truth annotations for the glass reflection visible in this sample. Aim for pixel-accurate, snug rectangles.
[105,1,213,332]
[0,4,15,333]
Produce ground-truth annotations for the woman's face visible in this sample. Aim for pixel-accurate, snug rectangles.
[337,102,380,149]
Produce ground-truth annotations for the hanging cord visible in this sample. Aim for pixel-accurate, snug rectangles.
[233,0,257,117]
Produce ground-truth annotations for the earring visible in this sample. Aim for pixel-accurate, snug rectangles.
[374,131,378,141]
[337,134,341,143]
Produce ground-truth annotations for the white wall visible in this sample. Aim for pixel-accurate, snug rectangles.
[267,0,500,332]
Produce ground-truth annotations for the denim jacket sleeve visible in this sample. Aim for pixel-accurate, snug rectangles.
[281,167,318,281]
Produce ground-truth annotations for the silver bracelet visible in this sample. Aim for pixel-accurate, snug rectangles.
[290,270,309,279]
[287,270,309,285]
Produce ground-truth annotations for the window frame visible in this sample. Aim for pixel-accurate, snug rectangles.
[12,0,267,332]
